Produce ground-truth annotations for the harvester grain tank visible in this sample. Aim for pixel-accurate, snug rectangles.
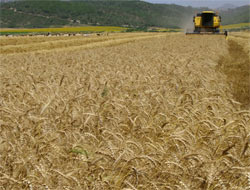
[186,11,227,36]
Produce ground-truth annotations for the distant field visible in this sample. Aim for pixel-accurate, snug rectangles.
[221,22,250,30]
[154,23,250,32]
[0,26,127,35]
[148,27,182,32]
[0,26,180,35]
[0,23,249,35]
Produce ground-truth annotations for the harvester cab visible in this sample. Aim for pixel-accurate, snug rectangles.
[186,11,227,36]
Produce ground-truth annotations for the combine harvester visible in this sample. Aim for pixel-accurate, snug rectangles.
[186,11,227,36]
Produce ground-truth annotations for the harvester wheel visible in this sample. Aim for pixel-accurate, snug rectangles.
[214,29,220,34]
[194,27,200,33]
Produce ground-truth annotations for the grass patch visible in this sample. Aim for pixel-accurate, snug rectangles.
[71,147,89,159]
[0,31,30,36]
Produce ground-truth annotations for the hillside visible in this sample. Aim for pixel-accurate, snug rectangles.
[0,1,249,28]
[220,5,250,25]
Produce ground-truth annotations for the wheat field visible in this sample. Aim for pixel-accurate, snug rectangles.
[0,32,249,189]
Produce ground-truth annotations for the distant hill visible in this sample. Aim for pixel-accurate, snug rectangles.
[220,5,250,25]
[0,1,249,28]
[217,3,237,11]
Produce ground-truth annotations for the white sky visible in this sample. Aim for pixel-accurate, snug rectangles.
[143,0,250,8]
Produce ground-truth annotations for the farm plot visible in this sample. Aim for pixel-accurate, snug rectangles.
[0,33,249,189]
[0,33,162,54]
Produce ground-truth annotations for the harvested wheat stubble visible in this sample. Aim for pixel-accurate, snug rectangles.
[218,37,250,110]
[0,33,163,54]
[0,32,155,46]
[0,33,249,190]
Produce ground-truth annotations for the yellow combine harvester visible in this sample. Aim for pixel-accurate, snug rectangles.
[186,11,227,36]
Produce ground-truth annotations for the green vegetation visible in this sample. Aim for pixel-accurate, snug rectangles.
[0,1,196,28]
[0,1,249,29]
[220,6,250,25]
[0,26,127,35]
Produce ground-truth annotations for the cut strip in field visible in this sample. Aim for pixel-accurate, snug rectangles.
[0,33,165,54]
[218,39,250,109]
[0,32,153,46]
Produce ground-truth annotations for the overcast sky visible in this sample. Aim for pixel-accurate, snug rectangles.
[143,0,250,8]
[0,0,249,8]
